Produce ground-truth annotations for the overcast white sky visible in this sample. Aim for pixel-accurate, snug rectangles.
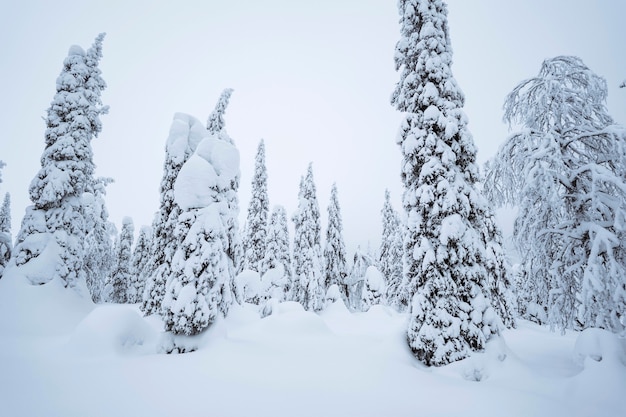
[1,0,625,255]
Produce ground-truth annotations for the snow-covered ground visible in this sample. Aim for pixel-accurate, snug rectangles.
[1,270,624,417]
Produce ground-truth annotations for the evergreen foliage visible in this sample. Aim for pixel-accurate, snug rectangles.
[263,205,292,299]
[292,164,324,311]
[346,246,374,311]
[128,225,152,304]
[141,114,202,315]
[392,0,503,366]
[161,90,240,337]
[0,192,11,277]
[83,177,115,302]
[242,139,269,273]
[379,190,404,311]
[12,34,108,287]
[485,56,626,333]
[108,217,134,303]
[323,183,348,302]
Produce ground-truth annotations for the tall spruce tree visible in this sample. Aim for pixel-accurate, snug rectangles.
[323,183,348,301]
[12,34,107,287]
[263,205,292,298]
[392,0,503,366]
[108,217,134,303]
[292,164,324,311]
[128,225,152,304]
[379,190,404,311]
[83,177,115,302]
[162,94,240,337]
[485,56,626,333]
[207,89,241,303]
[141,113,205,315]
[242,139,269,273]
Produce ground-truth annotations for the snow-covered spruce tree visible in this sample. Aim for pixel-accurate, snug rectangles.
[128,225,152,304]
[0,192,11,277]
[83,177,115,302]
[361,265,387,311]
[262,205,292,299]
[346,246,374,311]
[292,164,324,311]
[379,189,404,310]
[242,139,269,273]
[485,56,626,333]
[392,0,503,366]
[108,217,134,303]
[207,89,242,303]
[11,34,107,287]
[162,110,240,338]
[141,113,207,315]
[323,183,348,302]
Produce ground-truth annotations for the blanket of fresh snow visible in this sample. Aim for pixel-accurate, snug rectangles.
[1,269,625,417]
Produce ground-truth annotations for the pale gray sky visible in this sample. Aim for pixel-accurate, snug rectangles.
[1,0,624,254]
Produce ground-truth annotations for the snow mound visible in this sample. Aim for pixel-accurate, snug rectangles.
[0,271,93,338]
[573,328,626,367]
[68,305,158,356]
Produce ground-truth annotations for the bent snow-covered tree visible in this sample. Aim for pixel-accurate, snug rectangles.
[392,0,505,366]
[11,34,108,288]
[242,139,269,274]
[485,56,626,333]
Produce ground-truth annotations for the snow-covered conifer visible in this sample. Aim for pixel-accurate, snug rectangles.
[141,113,206,315]
[162,107,240,336]
[361,265,387,310]
[83,177,115,302]
[392,0,502,365]
[128,225,152,304]
[12,34,107,288]
[108,217,134,303]
[292,164,324,311]
[346,246,373,311]
[242,139,269,273]
[263,205,292,298]
[323,183,348,302]
[0,192,11,277]
[379,190,404,310]
[207,89,241,301]
[485,56,626,333]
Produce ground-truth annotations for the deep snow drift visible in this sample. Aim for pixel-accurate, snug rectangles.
[0,269,625,417]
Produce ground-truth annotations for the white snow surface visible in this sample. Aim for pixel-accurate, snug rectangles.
[1,268,625,417]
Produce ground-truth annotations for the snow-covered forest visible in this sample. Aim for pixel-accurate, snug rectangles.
[1,1,625,416]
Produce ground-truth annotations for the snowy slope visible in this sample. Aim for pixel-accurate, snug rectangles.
[0,269,625,417]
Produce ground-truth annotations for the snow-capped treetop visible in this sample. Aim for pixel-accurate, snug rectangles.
[166,113,207,166]
[30,33,108,210]
[0,160,5,184]
[207,88,234,139]
[504,56,613,132]
[174,132,240,211]
[391,0,463,113]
